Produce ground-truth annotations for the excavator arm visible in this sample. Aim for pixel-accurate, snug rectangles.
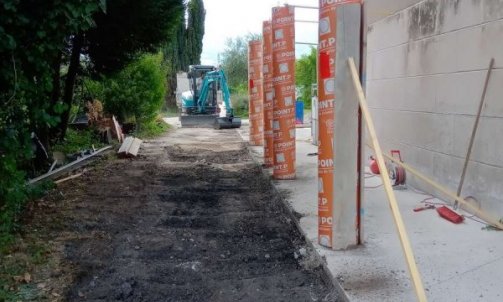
[196,70,235,118]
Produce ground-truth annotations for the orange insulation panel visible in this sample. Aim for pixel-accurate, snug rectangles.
[248,40,264,146]
[317,0,337,248]
[262,20,274,168]
[271,6,296,180]
[317,0,361,248]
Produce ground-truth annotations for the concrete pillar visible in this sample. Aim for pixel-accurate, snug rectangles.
[332,3,362,250]
[317,0,362,248]
[271,6,296,180]
[262,21,274,168]
[248,40,264,146]
[317,0,337,248]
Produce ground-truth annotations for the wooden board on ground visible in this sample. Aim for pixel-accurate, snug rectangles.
[118,137,143,158]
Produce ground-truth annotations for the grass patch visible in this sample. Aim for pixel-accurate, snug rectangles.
[0,181,53,254]
[162,105,179,118]
[0,239,50,301]
[134,117,171,139]
[52,128,105,155]
[231,93,249,118]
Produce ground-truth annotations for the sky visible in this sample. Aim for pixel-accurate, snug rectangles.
[200,0,319,66]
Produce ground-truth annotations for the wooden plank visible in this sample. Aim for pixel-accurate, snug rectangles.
[126,138,142,157]
[118,137,134,154]
[455,58,495,209]
[367,144,503,230]
[112,115,123,143]
[348,57,428,302]
[55,173,83,184]
[332,3,362,250]
[118,137,142,158]
[28,146,112,185]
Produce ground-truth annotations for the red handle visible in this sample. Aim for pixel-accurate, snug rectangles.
[390,150,402,162]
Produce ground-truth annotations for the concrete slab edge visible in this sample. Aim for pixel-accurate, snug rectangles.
[239,138,351,302]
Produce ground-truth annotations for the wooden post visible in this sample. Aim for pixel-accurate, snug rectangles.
[455,58,495,209]
[348,57,428,302]
[332,3,362,250]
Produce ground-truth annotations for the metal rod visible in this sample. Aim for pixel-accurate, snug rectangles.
[348,57,428,302]
[296,42,318,45]
[28,146,113,185]
[287,4,319,10]
[454,58,495,209]
[295,20,319,23]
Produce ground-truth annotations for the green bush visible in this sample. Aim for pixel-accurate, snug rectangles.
[88,53,167,126]
[0,173,52,249]
[231,93,249,118]
[296,47,317,110]
[134,116,171,139]
[52,129,104,155]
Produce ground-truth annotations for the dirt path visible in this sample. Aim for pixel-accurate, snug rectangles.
[30,127,338,301]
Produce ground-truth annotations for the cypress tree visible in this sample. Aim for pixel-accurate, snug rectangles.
[186,0,206,65]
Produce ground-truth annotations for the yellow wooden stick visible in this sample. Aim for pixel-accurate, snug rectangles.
[348,57,428,302]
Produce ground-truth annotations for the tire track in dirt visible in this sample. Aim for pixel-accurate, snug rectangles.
[62,128,339,301]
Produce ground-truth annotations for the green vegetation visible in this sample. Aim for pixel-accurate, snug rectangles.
[0,239,50,301]
[219,35,317,115]
[0,0,106,249]
[164,0,206,107]
[230,86,249,118]
[186,0,206,66]
[52,129,104,155]
[220,37,249,88]
[87,53,167,126]
[135,117,171,139]
[0,181,53,250]
[0,1,205,299]
[219,34,261,117]
[1,0,207,256]
[296,47,317,109]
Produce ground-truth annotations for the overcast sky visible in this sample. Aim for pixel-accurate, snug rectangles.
[201,0,319,66]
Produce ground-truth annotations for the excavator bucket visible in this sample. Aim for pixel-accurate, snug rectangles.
[214,116,242,129]
[179,114,220,128]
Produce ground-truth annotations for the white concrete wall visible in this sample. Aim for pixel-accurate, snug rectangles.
[365,0,503,215]
[364,0,424,24]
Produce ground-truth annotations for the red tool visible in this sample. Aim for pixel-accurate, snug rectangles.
[389,150,406,186]
[436,206,464,224]
[413,204,435,212]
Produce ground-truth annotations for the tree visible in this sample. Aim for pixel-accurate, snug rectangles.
[219,34,261,91]
[219,37,247,90]
[186,0,206,65]
[163,0,206,107]
[0,0,185,238]
[296,47,317,108]
[87,0,184,75]
[88,53,167,125]
[55,0,185,140]
[0,0,104,239]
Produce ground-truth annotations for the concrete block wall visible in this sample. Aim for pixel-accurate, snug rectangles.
[365,0,503,215]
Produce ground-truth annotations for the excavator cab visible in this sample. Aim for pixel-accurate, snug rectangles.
[179,65,241,129]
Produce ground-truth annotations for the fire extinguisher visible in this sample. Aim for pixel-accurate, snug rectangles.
[369,156,379,174]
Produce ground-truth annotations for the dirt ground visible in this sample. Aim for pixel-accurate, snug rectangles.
[11,127,339,301]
